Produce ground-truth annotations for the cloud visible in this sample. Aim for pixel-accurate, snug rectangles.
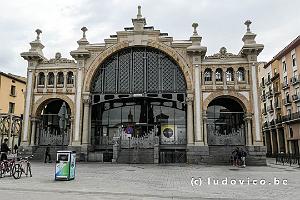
[0,0,299,76]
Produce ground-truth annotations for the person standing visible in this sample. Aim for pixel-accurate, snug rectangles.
[44,144,52,163]
[241,148,247,167]
[0,138,11,161]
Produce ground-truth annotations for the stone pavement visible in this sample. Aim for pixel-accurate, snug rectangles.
[0,159,299,200]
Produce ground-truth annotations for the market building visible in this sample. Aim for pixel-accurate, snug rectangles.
[20,6,266,164]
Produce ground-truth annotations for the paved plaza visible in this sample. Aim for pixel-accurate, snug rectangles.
[0,159,299,200]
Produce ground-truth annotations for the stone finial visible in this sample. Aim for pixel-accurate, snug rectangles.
[192,23,198,35]
[137,5,142,19]
[36,29,42,40]
[81,26,88,38]
[244,20,252,32]
[55,52,61,59]
[219,47,227,55]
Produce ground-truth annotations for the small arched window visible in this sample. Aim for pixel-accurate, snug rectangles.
[226,68,234,82]
[48,72,54,85]
[237,67,245,82]
[67,71,74,85]
[215,68,223,82]
[38,72,45,86]
[57,72,64,85]
[204,68,212,82]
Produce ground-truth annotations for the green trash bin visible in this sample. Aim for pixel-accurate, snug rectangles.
[55,150,76,181]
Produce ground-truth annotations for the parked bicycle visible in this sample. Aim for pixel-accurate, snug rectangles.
[12,155,33,179]
[0,155,17,178]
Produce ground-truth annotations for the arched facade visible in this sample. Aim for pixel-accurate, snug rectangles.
[20,6,266,165]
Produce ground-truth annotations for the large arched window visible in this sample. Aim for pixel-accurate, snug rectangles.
[237,67,245,82]
[91,47,186,94]
[204,68,212,82]
[38,72,45,86]
[226,68,234,82]
[215,68,223,82]
[67,71,74,85]
[48,72,54,86]
[57,72,64,85]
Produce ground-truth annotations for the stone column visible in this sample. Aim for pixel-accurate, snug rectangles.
[194,65,203,145]
[212,69,216,89]
[276,129,281,153]
[73,67,83,145]
[82,95,91,146]
[22,69,34,145]
[270,130,274,155]
[244,114,253,146]
[186,94,194,145]
[234,68,238,85]
[203,111,208,145]
[250,62,263,145]
[69,117,74,145]
[30,118,37,146]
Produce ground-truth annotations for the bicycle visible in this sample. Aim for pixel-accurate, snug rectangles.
[0,156,16,177]
[12,155,33,179]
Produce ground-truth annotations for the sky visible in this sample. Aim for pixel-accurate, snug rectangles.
[0,0,299,77]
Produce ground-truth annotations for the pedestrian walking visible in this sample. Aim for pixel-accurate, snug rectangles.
[1,138,11,161]
[44,144,52,163]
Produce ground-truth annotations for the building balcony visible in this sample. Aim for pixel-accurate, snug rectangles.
[260,82,265,88]
[282,82,290,90]
[274,101,281,109]
[263,121,268,128]
[283,98,292,106]
[275,117,282,124]
[269,119,275,127]
[292,94,300,102]
[271,72,280,81]
[290,75,300,85]
[266,91,273,98]
[282,112,300,122]
[273,87,281,95]
[266,77,272,85]
[267,106,274,113]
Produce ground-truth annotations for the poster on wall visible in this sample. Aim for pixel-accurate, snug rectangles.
[160,124,175,144]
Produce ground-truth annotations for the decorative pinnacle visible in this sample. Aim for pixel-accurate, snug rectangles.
[81,27,88,38]
[192,23,198,35]
[35,29,42,40]
[137,5,142,19]
[244,20,252,32]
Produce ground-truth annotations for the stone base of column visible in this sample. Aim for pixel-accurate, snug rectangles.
[194,141,205,146]
[253,141,264,146]
[187,146,209,164]
[245,146,267,166]
[154,144,159,164]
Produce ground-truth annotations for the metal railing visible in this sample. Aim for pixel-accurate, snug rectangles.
[276,153,300,166]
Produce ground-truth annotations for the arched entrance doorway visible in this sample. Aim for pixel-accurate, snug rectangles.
[90,47,187,163]
[206,97,246,163]
[36,99,71,146]
[207,97,246,146]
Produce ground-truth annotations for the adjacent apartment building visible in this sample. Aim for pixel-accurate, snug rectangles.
[259,35,300,156]
[0,71,26,146]
[0,72,26,115]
